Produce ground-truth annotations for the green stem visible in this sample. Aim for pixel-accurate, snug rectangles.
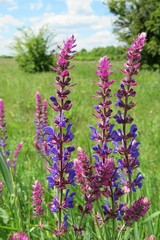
[75,191,98,239]
[11,170,24,231]
[13,177,24,231]
[117,224,125,240]
[58,95,64,238]
[0,225,19,231]
[123,85,132,204]
[110,187,116,240]
[40,229,44,240]
[75,211,85,240]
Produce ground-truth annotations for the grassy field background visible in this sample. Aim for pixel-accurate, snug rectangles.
[0,58,160,239]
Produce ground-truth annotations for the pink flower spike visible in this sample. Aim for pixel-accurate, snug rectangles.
[96,56,113,83]
[34,92,48,154]
[0,99,8,155]
[63,35,76,52]
[10,231,29,240]
[74,147,91,185]
[12,142,23,167]
[122,32,147,82]
[31,180,44,218]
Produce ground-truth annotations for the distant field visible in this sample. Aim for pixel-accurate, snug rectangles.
[0,58,160,239]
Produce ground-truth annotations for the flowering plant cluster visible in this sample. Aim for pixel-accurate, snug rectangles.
[0,33,153,239]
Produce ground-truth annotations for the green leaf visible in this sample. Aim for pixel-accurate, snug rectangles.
[0,150,14,195]
[0,208,9,224]
[143,211,160,223]
[134,222,140,239]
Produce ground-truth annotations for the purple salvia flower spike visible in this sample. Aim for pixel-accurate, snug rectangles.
[123,196,150,226]
[74,56,127,235]
[40,35,77,236]
[113,33,147,198]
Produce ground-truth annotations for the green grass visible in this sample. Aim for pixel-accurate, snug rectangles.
[0,58,160,239]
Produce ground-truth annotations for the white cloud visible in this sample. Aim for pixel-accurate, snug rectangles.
[66,0,94,15]
[29,0,43,11]
[27,8,117,50]
[0,0,14,3]
[29,12,115,32]
[0,0,18,11]
[88,30,119,47]
[0,14,22,30]
[0,0,118,54]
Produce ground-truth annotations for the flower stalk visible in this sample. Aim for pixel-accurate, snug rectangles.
[114,32,147,203]
[42,35,77,237]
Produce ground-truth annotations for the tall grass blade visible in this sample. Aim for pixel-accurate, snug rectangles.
[0,149,14,195]
[143,211,160,223]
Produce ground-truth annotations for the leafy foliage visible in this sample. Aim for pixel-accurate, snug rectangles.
[12,26,56,73]
[75,46,126,61]
[105,0,160,69]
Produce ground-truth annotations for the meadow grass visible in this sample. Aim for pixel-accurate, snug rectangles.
[0,58,160,239]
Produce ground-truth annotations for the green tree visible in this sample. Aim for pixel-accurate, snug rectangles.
[12,26,56,73]
[104,0,160,69]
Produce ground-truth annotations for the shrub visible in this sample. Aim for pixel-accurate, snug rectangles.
[12,26,56,73]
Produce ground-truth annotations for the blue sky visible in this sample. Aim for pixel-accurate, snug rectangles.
[0,0,119,55]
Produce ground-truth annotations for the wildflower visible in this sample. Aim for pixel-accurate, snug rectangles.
[123,197,150,226]
[113,33,147,194]
[74,56,126,231]
[12,142,23,169]
[0,99,10,157]
[34,92,48,154]
[121,32,147,78]
[50,196,59,212]
[96,56,113,81]
[53,214,69,236]
[39,35,77,236]
[46,35,76,191]
[91,56,126,217]
[10,231,29,240]
[131,172,144,191]
[63,189,76,209]
[74,147,102,215]
[74,147,93,191]
[31,180,44,218]
[102,201,125,221]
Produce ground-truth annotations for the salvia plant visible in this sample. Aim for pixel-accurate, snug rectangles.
[0,33,157,240]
